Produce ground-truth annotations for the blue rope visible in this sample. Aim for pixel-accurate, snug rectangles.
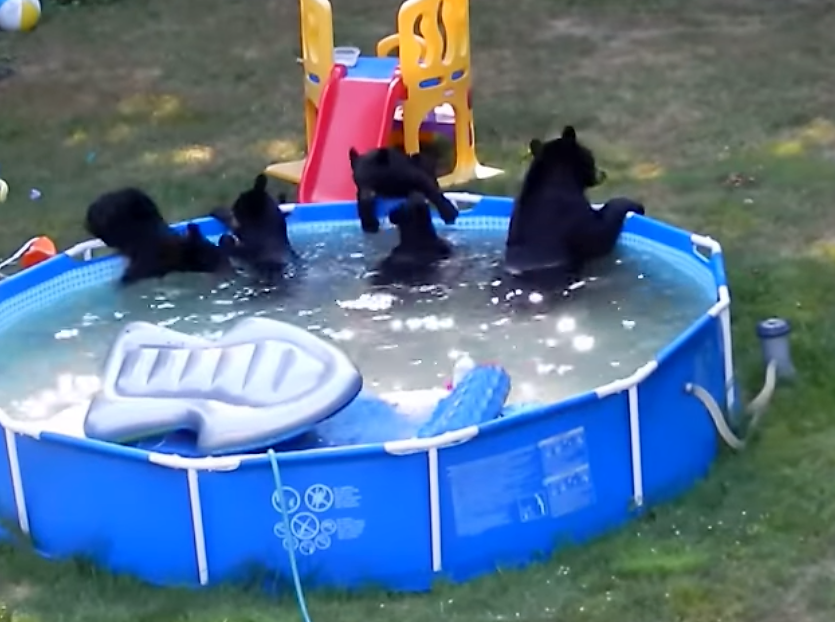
[268,449,313,622]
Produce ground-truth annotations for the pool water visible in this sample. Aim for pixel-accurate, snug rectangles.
[0,223,714,439]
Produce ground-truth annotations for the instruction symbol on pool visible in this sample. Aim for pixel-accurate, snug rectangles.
[299,540,317,556]
[315,534,331,550]
[272,483,365,554]
[291,512,321,541]
[271,486,301,515]
[272,484,345,554]
[305,483,334,512]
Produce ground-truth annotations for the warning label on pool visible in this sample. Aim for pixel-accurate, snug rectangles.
[446,426,595,537]
[271,484,366,555]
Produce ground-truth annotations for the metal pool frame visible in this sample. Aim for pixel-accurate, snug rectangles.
[0,195,732,592]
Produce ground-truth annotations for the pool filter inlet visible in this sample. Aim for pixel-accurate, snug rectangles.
[756,317,795,381]
[686,316,794,450]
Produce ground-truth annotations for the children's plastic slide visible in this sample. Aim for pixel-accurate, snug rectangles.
[297,64,405,204]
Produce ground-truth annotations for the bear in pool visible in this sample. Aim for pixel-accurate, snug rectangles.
[504,125,646,281]
[209,174,298,279]
[348,146,459,234]
[372,192,454,285]
[85,187,229,285]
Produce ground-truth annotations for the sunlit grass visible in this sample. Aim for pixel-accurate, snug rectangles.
[254,138,304,161]
[769,118,835,158]
[63,129,88,147]
[798,118,835,146]
[628,161,665,181]
[138,145,215,168]
[105,123,134,144]
[770,139,805,157]
[117,93,184,121]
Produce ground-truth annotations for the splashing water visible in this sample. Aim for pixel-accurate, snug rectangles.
[0,224,714,427]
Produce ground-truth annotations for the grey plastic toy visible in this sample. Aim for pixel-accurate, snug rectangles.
[333,46,360,68]
[756,317,796,380]
[84,317,363,455]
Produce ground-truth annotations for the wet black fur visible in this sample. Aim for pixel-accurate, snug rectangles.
[85,187,228,285]
[373,192,453,284]
[209,174,298,279]
[505,125,645,280]
[348,147,459,233]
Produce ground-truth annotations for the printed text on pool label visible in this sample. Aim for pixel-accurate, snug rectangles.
[446,426,595,537]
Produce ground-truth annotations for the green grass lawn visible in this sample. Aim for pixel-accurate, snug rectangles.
[3,0,835,620]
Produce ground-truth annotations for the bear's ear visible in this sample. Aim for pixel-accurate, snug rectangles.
[561,126,577,142]
[253,174,268,193]
[348,147,360,167]
[529,139,544,156]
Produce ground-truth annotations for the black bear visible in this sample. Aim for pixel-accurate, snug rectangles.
[209,174,298,278]
[372,193,454,286]
[504,125,645,281]
[85,187,228,285]
[348,146,459,234]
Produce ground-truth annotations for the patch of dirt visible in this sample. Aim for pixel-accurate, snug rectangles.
[761,559,835,622]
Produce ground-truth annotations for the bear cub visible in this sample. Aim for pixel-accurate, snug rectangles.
[373,193,453,284]
[348,146,459,234]
[210,174,297,278]
[85,187,228,285]
[505,125,645,280]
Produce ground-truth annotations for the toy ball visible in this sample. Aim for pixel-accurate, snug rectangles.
[0,179,7,203]
[0,0,41,32]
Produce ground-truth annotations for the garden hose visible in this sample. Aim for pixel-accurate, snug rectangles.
[685,359,778,451]
[268,449,313,622]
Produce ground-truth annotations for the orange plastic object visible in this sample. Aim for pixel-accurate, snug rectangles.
[297,65,405,203]
[21,236,56,268]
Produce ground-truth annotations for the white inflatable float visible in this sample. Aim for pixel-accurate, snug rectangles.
[84,317,363,454]
[83,317,512,455]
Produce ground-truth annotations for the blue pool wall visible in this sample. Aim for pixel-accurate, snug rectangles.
[0,195,733,592]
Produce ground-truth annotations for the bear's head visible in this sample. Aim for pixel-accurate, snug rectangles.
[349,147,438,182]
[528,125,606,191]
[350,146,380,166]
[231,174,289,229]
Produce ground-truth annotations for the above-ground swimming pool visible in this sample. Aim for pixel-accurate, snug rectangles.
[0,195,732,592]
